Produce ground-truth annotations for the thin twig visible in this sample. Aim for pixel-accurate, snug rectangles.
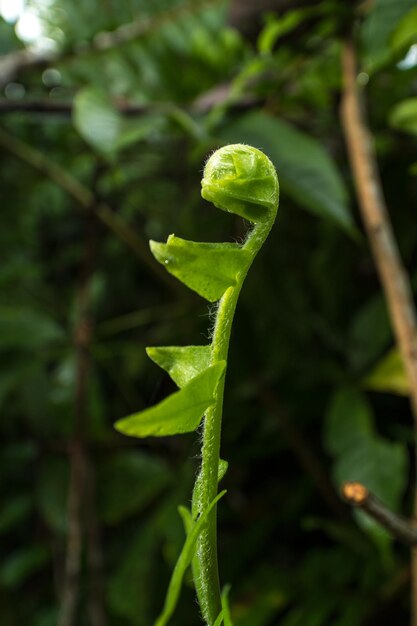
[0,84,254,117]
[342,482,417,546]
[0,126,177,292]
[73,183,107,626]
[58,192,107,626]
[57,441,85,626]
[340,37,417,624]
[58,208,97,626]
[0,98,148,115]
[84,455,107,626]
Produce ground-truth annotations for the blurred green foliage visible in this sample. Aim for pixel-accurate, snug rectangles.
[1,0,417,625]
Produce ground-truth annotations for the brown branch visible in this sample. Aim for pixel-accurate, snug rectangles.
[0,84,255,117]
[57,441,85,626]
[340,38,417,625]
[342,482,417,546]
[340,40,417,427]
[58,206,96,626]
[84,455,107,626]
[0,98,147,115]
[58,188,107,626]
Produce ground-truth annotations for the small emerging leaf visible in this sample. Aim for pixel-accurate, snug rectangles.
[192,458,229,519]
[150,235,250,302]
[178,505,193,535]
[146,345,211,388]
[114,362,226,438]
[221,585,234,626]
[154,490,227,626]
[213,611,224,626]
[218,458,229,483]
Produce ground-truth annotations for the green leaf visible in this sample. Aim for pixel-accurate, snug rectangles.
[115,361,226,437]
[362,0,415,71]
[390,6,417,53]
[364,346,409,395]
[348,295,391,372]
[73,87,122,156]
[0,546,49,588]
[324,387,374,457]
[0,306,64,351]
[218,112,354,233]
[221,585,234,626]
[192,458,229,519]
[109,523,160,625]
[258,8,316,54]
[36,458,69,534]
[178,505,194,535]
[97,452,172,525]
[154,490,226,626]
[390,98,417,137]
[150,235,250,302]
[213,611,224,626]
[218,458,228,482]
[146,345,212,388]
[0,495,32,534]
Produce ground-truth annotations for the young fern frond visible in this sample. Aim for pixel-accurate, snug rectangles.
[115,144,279,625]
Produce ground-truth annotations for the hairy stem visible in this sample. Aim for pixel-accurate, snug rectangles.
[192,218,274,624]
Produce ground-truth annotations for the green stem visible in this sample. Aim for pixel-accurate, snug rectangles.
[191,218,274,624]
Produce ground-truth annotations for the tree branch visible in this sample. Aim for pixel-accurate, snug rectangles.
[57,441,85,626]
[0,83,255,117]
[0,98,147,115]
[340,39,417,422]
[84,455,107,626]
[340,37,417,625]
[342,482,417,546]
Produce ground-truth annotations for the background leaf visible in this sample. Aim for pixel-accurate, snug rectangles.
[217,112,354,233]
[390,98,417,137]
[364,347,409,396]
[97,451,172,525]
[362,0,416,70]
[73,87,123,156]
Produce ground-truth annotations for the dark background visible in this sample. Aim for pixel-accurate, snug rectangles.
[1,0,417,624]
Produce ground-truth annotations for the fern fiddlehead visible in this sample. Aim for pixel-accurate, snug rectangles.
[115,144,279,625]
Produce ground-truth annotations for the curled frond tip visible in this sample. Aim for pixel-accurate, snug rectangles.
[201,143,279,223]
